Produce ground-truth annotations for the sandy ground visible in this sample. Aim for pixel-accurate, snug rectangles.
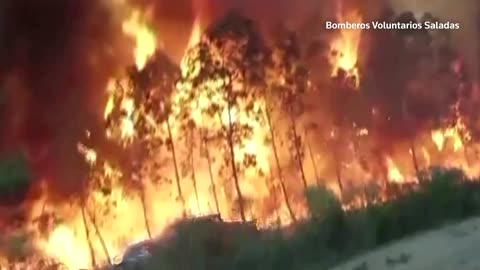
[329,217,480,270]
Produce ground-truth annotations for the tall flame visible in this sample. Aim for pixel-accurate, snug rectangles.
[330,10,362,87]
[386,157,405,183]
[187,16,203,51]
[122,10,157,70]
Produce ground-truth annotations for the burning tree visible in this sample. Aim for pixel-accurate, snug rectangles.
[271,33,311,192]
[174,13,272,222]
[103,49,190,218]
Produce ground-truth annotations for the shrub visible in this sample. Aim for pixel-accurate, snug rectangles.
[135,168,480,270]
[0,152,31,205]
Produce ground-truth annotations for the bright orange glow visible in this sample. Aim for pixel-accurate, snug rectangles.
[104,78,138,144]
[431,106,470,153]
[3,6,480,270]
[329,10,362,88]
[431,128,464,152]
[122,10,157,70]
[187,16,203,50]
[386,157,405,183]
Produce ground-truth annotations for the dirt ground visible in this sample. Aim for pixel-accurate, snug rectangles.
[329,217,480,270]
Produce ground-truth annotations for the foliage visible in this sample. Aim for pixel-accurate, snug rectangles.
[144,217,259,270]
[0,152,31,204]
[306,187,342,221]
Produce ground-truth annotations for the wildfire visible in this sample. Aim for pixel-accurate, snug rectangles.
[431,128,464,152]
[187,16,203,51]
[431,106,471,153]
[329,10,362,88]
[3,6,480,270]
[386,157,405,183]
[104,78,138,144]
[122,10,157,70]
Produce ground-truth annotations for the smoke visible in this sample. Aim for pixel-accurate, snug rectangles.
[133,0,367,63]
[389,0,479,80]
[0,0,132,197]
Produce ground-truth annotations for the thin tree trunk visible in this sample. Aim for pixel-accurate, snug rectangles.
[268,166,282,227]
[306,138,320,186]
[131,146,152,239]
[463,140,472,167]
[85,209,111,265]
[334,151,343,195]
[81,203,96,268]
[140,186,152,239]
[265,97,296,222]
[189,130,201,213]
[226,100,246,222]
[201,128,221,217]
[332,137,343,195]
[289,107,307,190]
[409,139,421,181]
[166,118,186,217]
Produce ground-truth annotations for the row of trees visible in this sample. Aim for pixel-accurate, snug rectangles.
[101,12,318,224]
[100,9,477,226]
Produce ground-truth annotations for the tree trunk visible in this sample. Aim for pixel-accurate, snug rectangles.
[226,100,246,222]
[332,137,343,195]
[289,106,308,191]
[306,137,320,186]
[139,186,152,239]
[86,209,111,265]
[410,139,421,182]
[166,118,186,217]
[202,130,221,217]
[81,202,96,268]
[265,97,296,222]
[189,130,201,213]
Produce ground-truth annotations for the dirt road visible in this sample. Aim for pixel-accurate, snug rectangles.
[329,217,480,270]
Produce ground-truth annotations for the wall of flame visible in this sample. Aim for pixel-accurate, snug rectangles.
[0,0,479,269]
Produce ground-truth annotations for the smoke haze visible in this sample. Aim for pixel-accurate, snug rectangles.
[0,0,132,196]
[389,0,479,79]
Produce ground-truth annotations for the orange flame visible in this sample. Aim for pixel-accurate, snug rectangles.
[386,157,405,183]
[4,7,480,270]
[187,16,203,50]
[122,10,157,70]
[329,10,362,87]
